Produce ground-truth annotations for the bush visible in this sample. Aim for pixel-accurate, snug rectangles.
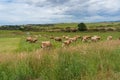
[78,23,87,31]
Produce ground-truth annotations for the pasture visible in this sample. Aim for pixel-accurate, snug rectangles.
[0,30,120,80]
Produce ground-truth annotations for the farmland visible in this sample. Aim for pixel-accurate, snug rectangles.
[0,22,120,80]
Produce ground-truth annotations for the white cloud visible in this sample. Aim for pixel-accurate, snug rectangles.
[87,0,120,14]
[0,0,120,25]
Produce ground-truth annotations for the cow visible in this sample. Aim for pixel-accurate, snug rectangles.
[26,36,38,43]
[63,35,69,40]
[75,35,81,39]
[41,41,52,48]
[82,36,91,42]
[26,36,32,42]
[107,36,113,40]
[31,37,38,43]
[91,35,101,42]
[69,37,77,42]
[62,40,72,47]
[62,35,66,38]
[65,36,69,40]
[54,37,62,42]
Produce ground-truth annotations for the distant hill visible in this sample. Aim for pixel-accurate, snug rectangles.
[0,21,120,31]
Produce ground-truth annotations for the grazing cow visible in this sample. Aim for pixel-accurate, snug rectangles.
[41,41,52,48]
[107,36,113,40]
[65,36,69,40]
[62,35,66,38]
[31,38,38,43]
[63,35,69,40]
[69,37,77,42]
[82,36,91,42]
[26,36,38,43]
[75,35,81,39]
[62,40,71,47]
[91,35,101,42]
[54,37,62,42]
[26,36,32,42]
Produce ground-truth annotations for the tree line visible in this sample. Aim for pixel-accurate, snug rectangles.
[1,22,119,32]
[0,23,87,32]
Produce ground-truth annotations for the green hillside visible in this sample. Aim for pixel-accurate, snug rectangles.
[54,22,120,28]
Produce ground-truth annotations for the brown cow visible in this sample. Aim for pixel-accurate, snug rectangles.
[41,41,52,48]
[65,36,69,40]
[69,37,77,42]
[62,40,71,47]
[63,35,69,40]
[91,35,101,42]
[75,35,81,39]
[31,38,38,43]
[82,36,91,42]
[54,37,62,42]
[26,36,38,43]
[26,36,33,42]
[62,35,66,38]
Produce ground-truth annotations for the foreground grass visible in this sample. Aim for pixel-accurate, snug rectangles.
[0,40,120,80]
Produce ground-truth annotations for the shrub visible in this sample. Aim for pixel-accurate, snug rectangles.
[78,23,87,31]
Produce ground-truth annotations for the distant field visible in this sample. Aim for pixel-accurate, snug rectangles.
[53,22,120,28]
[0,22,120,32]
[21,22,120,32]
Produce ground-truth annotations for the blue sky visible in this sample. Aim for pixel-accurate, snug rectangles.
[0,0,120,25]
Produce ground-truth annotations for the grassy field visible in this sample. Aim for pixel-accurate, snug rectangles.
[15,22,120,32]
[0,30,120,80]
[49,22,120,28]
[0,38,20,53]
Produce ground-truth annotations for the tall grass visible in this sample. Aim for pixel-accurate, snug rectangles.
[0,40,120,80]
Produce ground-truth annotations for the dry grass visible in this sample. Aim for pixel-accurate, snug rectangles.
[0,40,120,63]
[0,40,120,80]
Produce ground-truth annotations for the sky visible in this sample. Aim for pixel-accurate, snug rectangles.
[0,0,120,25]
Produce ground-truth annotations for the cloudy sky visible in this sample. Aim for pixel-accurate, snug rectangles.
[0,0,120,25]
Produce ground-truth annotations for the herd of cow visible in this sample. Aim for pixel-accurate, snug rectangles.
[26,35,120,49]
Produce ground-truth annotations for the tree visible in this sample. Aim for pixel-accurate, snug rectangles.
[78,23,87,31]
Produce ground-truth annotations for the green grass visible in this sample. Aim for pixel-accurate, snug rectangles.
[0,30,120,80]
[0,38,20,53]
[0,30,24,38]
[0,40,120,80]
[1,31,120,53]
[49,22,120,29]
[54,23,78,28]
